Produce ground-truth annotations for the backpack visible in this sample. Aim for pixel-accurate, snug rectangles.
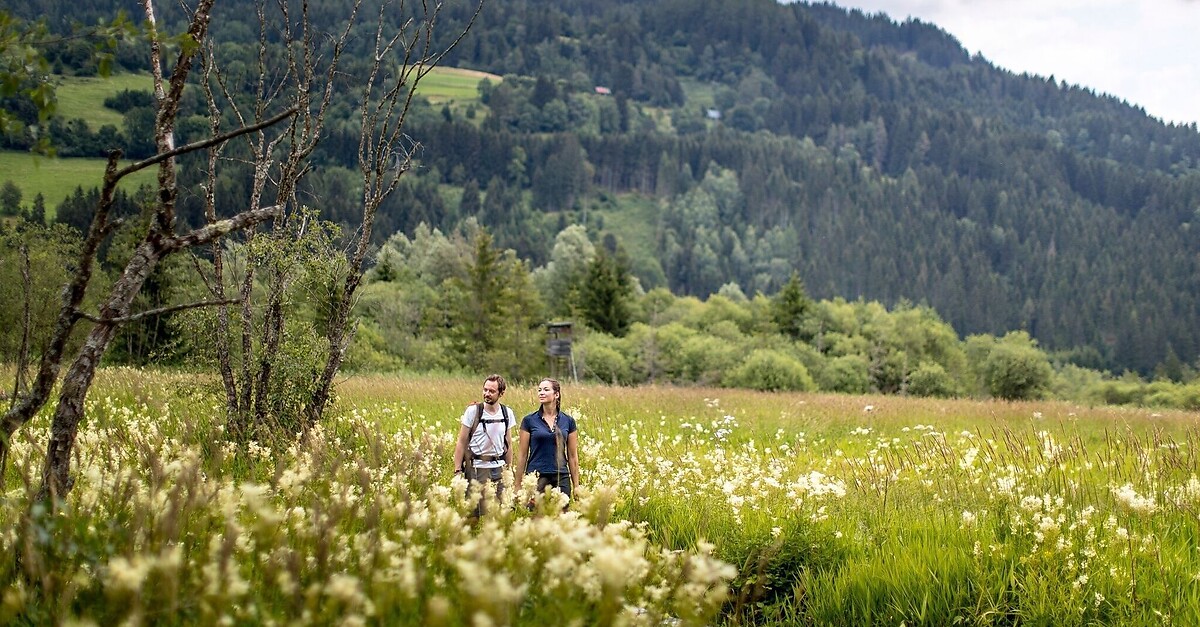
[466,402,513,465]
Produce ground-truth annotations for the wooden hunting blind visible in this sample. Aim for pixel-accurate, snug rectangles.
[546,321,577,382]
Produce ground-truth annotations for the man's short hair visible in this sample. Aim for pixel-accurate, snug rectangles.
[485,373,507,394]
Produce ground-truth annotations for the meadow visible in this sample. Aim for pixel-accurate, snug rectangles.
[53,73,156,130]
[0,152,158,216]
[2,370,1198,625]
[414,67,502,103]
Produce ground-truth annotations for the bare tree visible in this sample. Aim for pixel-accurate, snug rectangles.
[0,0,297,499]
[1,0,487,497]
[196,0,486,435]
[307,0,486,428]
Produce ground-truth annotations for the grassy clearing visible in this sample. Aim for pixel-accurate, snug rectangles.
[0,151,158,218]
[414,67,501,103]
[50,68,493,125]
[679,77,719,109]
[412,66,500,123]
[592,192,662,262]
[2,72,155,217]
[54,73,154,129]
[3,370,1198,625]
[0,67,490,218]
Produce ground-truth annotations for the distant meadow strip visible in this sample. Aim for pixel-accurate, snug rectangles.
[2,369,1198,625]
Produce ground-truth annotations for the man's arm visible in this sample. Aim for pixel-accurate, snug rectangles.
[451,423,472,474]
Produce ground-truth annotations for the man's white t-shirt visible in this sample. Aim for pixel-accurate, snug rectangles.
[460,404,516,468]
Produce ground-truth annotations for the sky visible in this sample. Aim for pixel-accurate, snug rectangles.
[824,0,1200,127]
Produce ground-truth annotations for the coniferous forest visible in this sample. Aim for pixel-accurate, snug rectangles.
[4,0,1200,386]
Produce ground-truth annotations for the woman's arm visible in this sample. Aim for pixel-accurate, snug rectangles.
[567,430,580,491]
[516,429,531,488]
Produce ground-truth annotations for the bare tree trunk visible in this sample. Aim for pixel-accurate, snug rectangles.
[307,0,489,426]
[27,0,316,502]
[0,152,124,484]
[13,241,32,402]
[198,55,240,430]
[38,232,179,500]
[37,205,282,501]
[0,242,35,477]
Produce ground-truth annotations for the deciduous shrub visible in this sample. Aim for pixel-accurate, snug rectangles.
[983,342,1053,400]
[906,361,957,398]
[679,334,743,386]
[578,333,633,385]
[816,354,870,394]
[726,349,815,392]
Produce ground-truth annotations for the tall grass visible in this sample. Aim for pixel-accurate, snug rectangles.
[2,370,1197,625]
[1,371,732,625]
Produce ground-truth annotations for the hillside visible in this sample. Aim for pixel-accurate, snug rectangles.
[5,0,1200,375]
[419,0,1200,374]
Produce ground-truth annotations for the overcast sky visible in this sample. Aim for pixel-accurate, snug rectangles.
[822,0,1200,127]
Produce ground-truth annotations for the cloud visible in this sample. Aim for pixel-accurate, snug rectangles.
[825,0,1199,125]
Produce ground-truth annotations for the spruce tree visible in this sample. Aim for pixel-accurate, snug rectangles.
[580,249,632,337]
[771,271,813,341]
[30,193,46,225]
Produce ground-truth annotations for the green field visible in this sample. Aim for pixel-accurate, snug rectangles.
[414,67,500,103]
[2,369,1197,625]
[50,67,492,129]
[55,73,155,129]
[411,66,500,123]
[594,192,661,260]
[678,77,719,108]
[0,151,158,217]
[3,72,154,217]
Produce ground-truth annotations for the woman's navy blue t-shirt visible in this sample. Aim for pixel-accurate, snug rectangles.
[521,409,577,475]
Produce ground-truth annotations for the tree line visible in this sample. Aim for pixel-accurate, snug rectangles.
[8,211,1200,414]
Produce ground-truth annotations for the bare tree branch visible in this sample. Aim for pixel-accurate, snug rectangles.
[112,105,301,181]
[165,205,283,253]
[307,0,488,426]
[75,298,242,324]
[33,0,285,503]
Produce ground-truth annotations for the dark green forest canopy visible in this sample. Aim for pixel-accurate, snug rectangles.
[7,0,1200,374]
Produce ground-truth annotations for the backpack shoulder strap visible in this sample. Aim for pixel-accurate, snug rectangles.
[500,404,511,457]
[468,402,484,437]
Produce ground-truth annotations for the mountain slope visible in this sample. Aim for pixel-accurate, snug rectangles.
[9,0,1200,373]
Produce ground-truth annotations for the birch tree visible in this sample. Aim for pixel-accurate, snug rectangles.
[1,0,486,499]
[0,0,272,497]
[195,0,486,438]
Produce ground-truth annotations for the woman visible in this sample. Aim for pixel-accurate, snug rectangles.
[517,378,579,502]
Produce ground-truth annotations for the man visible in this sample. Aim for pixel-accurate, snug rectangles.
[451,374,517,514]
